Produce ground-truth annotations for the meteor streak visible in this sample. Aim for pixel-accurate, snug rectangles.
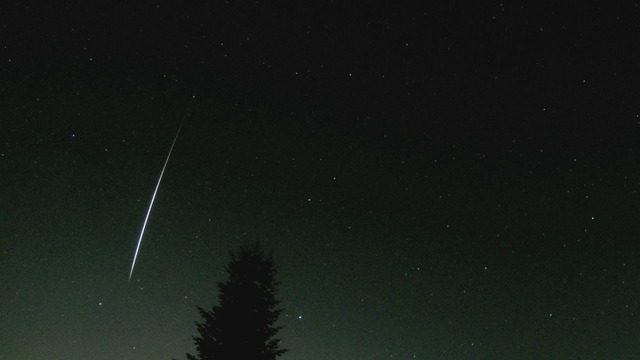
[128,98,194,282]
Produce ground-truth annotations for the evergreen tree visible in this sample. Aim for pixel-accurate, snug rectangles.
[184,242,287,360]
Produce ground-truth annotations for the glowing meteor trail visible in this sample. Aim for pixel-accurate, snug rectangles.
[128,99,194,282]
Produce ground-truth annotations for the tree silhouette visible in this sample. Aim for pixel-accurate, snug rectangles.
[183,242,287,360]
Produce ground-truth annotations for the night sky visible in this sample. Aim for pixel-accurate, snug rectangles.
[2,2,640,359]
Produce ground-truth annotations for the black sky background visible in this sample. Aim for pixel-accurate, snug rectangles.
[2,1,640,359]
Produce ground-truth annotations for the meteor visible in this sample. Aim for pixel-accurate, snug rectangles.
[128,98,194,282]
